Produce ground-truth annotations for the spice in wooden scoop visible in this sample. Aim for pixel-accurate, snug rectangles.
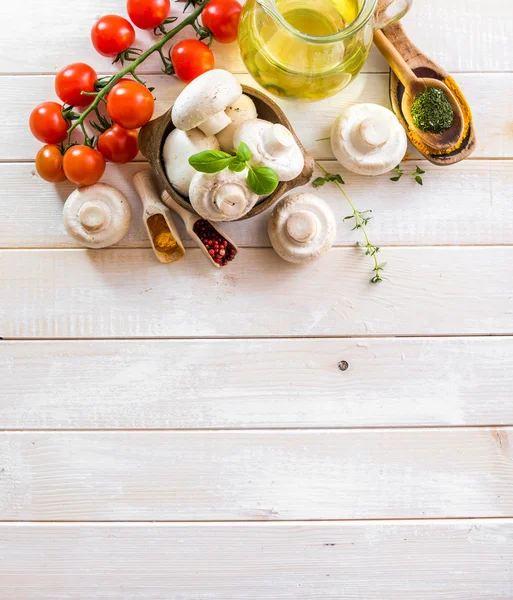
[148,214,179,253]
[410,87,454,134]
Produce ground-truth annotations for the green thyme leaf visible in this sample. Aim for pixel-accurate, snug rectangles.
[189,150,232,173]
[415,175,423,185]
[390,175,402,182]
[312,177,326,188]
[247,166,279,195]
[236,142,252,163]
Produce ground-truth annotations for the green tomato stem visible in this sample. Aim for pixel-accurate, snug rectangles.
[66,1,208,147]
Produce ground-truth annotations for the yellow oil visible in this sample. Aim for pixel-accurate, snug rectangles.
[238,0,372,101]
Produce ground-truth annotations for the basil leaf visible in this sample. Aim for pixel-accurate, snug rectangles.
[236,141,252,163]
[189,150,232,173]
[228,158,246,173]
[247,166,279,195]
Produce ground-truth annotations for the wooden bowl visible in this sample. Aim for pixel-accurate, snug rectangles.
[138,85,314,220]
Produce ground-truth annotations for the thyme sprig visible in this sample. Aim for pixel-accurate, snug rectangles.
[313,162,385,284]
[390,164,425,185]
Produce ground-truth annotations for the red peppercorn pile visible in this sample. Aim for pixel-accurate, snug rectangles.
[193,219,237,266]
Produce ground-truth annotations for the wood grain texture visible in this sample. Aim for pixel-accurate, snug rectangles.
[1,247,512,339]
[1,520,512,599]
[0,429,512,520]
[4,73,513,161]
[2,161,512,248]
[2,338,513,429]
[2,0,512,74]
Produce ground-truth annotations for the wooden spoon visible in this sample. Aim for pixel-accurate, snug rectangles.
[161,191,239,268]
[132,171,185,264]
[373,30,464,150]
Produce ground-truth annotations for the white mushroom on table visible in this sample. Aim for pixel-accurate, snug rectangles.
[62,183,132,248]
[330,103,407,176]
[268,192,336,264]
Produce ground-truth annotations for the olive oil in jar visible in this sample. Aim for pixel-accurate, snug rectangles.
[238,0,372,101]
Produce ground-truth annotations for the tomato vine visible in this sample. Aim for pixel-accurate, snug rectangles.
[65,0,209,149]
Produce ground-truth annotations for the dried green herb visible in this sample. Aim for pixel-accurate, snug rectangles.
[410,87,454,134]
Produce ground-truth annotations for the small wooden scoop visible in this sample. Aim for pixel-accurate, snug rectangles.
[132,171,185,263]
[161,191,239,268]
[373,30,464,150]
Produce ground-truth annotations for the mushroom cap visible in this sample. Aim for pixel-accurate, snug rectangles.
[330,103,407,176]
[189,169,259,222]
[171,69,242,132]
[233,119,304,182]
[216,94,258,152]
[163,128,219,197]
[268,192,336,264]
[63,183,132,249]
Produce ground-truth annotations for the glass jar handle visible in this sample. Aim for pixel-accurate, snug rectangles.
[373,0,412,30]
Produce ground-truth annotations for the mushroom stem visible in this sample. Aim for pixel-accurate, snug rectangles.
[198,111,232,137]
[286,210,319,244]
[78,202,110,232]
[262,123,295,156]
[358,117,391,149]
[214,184,247,217]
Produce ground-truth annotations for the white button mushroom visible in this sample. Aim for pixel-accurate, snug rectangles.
[189,169,259,222]
[171,69,243,137]
[233,119,304,182]
[63,183,131,248]
[162,128,220,197]
[330,103,407,176]
[216,94,258,153]
[268,192,336,264]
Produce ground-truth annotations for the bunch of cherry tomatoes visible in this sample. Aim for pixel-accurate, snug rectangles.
[29,0,242,186]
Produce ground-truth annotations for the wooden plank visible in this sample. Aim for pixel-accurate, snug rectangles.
[2,0,512,74]
[0,429,512,520]
[2,337,513,429]
[3,73,513,161]
[2,161,512,249]
[0,520,512,599]
[1,247,512,338]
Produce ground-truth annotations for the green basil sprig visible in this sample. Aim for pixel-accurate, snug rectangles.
[189,142,279,196]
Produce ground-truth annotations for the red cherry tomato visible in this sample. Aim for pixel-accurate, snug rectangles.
[91,15,136,57]
[202,0,242,43]
[63,145,106,186]
[35,145,67,183]
[29,102,69,144]
[171,40,214,83]
[106,79,154,129]
[97,125,139,163]
[127,0,170,30]
[55,63,97,107]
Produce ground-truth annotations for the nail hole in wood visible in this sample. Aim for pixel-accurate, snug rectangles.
[338,360,349,372]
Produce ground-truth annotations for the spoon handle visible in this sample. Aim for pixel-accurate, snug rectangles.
[161,191,198,233]
[373,30,417,89]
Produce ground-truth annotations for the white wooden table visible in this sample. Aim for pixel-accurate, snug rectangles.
[1,0,513,597]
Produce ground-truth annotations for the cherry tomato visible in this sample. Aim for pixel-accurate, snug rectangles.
[35,145,67,183]
[171,40,214,83]
[55,63,97,107]
[91,15,136,57]
[29,102,69,144]
[127,0,170,30]
[106,79,154,129]
[202,0,242,43]
[97,125,139,163]
[63,145,106,186]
